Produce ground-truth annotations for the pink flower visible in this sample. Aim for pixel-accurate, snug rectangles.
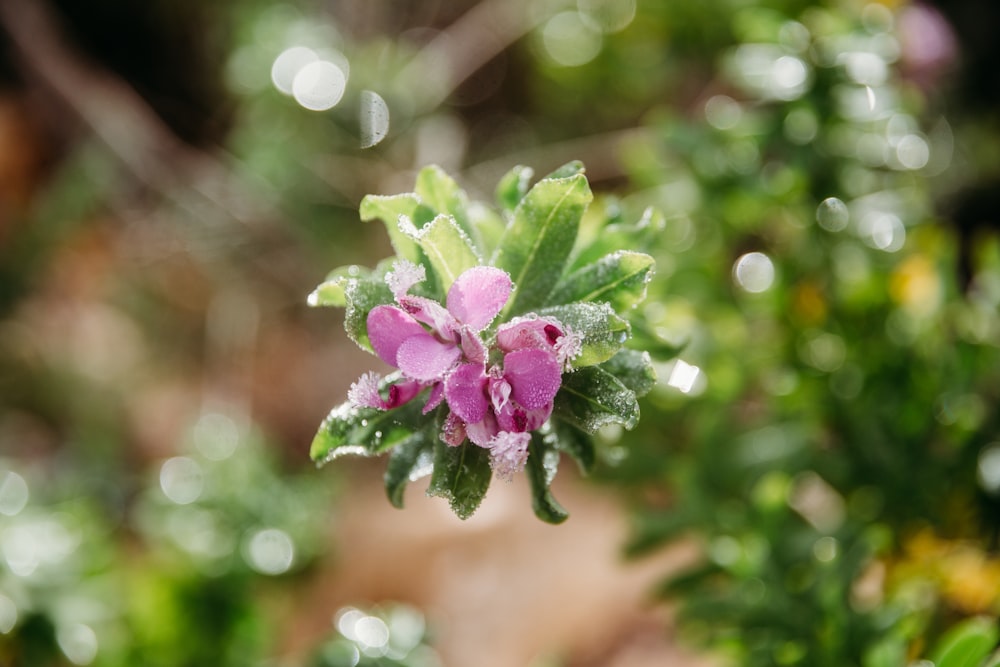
[349,261,512,411]
[496,315,582,371]
[444,347,562,476]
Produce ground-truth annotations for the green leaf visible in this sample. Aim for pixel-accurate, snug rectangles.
[426,441,493,519]
[359,193,428,265]
[544,160,585,179]
[384,429,434,508]
[550,251,655,313]
[343,273,394,352]
[492,173,593,315]
[308,278,348,308]
[571,205,666,269]
[525,434,569,524]
[495,165,534,213]
[310,396,426,464]
[554,366,640,433]
[537,302,630,367]
[930,618,1000,667]
[599,349,657,398]
[415,165,481,253]
[307,265,371,308]
[400,213,481,292]
[627,314,686,362]
[547,420,595,474]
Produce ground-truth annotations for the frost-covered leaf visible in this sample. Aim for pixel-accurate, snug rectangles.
[360,193,430,265]
[526,434,569,523]
[400,213,481,292]
[547,420,595,474]
[550,251,655,313]
[537,302,630,367]
[310,397,426,464]
[495,165,534,214]
[493,173,593,315]
[343,273,394,352]
[415,165,481,253]
[384,428,435,508]
[600,349,657,398]
[571,206,666,270]
[554,366,640,433]
[544,160,586,179]
[426,441,492,519]
[307,265,371,308]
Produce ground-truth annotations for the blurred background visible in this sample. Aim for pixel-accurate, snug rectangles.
[1,0,999,665]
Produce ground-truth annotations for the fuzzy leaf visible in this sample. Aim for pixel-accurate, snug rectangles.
[554,366,640,433]
[310,397,426,464]
[400,213,481,292]
[493,173,593,315]
[343,274,394,352]
[415,165,481,253]
[547,420,595,474]
[426,441,493,519]
[526,434,569,524]
[537,302,630,367]
[495,165,534,214]
[550,251,655,313]
[600,349,657,398]
[384,428,434,508]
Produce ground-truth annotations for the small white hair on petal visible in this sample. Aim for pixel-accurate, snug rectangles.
[488,431,531,480]
[348,371,384,409]
[554,327,583,371]
[385,259,426,299]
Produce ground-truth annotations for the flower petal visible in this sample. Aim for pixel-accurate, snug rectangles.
[446,266,512,331]
[423,381,445,414]
[367,305,427,367]
[503,348,562,410]
[396,333,462,382]
[399,295,458,340]
[496,316,563,354]
[496,401,552,433]
[444,362,490,423]
[441,412,467,447]
[466,412,499,447]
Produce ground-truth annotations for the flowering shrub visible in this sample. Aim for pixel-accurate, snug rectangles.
[309,162,659,521]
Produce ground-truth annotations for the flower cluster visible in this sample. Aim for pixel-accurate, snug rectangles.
[348,260,581,477]
[310,163,657,521]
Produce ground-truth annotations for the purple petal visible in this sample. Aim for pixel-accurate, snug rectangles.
[423,381,445,414]
[466,412,499,447]
[441,412,467,447]
[496,316,563,354]
[367,305,427,367]
[503,348,562,410]
[399,295,458,340]
[496,401,552,433]
[444,362,490,423]
[458,326,487,365]
[386,379,423,408]
[396,333,462,382]
[446,266,512,331]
